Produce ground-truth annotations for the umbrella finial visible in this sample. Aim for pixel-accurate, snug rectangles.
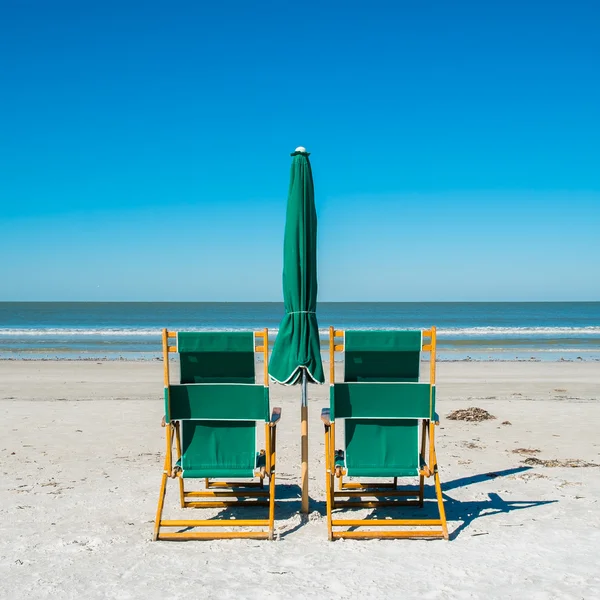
[292,146,309,157]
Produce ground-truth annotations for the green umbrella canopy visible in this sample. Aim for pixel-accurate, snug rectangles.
[269,149,324,385]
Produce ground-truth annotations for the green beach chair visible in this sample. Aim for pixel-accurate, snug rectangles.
[322,327,448,540]
[153,329,281,541]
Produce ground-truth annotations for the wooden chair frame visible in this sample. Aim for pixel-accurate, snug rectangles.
[322,326,448,540]
[153,328,280,541]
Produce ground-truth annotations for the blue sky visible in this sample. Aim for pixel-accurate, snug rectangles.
[1,0,599,301]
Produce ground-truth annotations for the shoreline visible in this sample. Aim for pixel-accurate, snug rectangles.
[1,355,599,362]
[2,360,599,401]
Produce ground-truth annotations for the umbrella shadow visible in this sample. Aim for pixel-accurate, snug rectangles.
[272,483,328,537]
[197,483,329,538]
[442,466,532,491]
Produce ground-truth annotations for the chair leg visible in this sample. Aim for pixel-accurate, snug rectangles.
[327,472,335,540]
[268,473,276,540]
[267,423,277,541]
[324,427,334,540]
[178,477,185,508]
[153,471,168,541]
[419,420,427,507]
[434,470,448,539]
[171,422,184,507]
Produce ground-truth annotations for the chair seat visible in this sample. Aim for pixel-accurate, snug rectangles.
[176,451,265,479]
[345,466,419,477]
[179,420,260,478]
[181,468,257,479]
[345,418,419,477]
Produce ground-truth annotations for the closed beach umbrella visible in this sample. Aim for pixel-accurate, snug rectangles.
[269,147,324,514]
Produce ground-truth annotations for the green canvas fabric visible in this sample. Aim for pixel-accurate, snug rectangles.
[345,331,422,352]
[166,384,268,422]
[344,330,421,382]
[177,332,255,353]
[180,420,257,478]
[182,468,257,479]
[331,383,435,420]
[268,150,324,385]
[345,419,419,477]
[178,332,256,384]
[179,451,265,479]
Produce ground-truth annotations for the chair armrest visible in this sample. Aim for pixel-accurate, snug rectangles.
[270,407,282,426]
[419,455,432,477]
[321,408,331,426]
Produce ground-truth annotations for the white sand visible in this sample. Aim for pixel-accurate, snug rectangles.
[1,360,600,599]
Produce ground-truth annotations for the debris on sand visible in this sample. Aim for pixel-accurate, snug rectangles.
[463,441,483,450]
[511,472,549,481]
[501,421,512,426]
[523,457,600,468]
[512,448,541,455]
[447,407,496,422]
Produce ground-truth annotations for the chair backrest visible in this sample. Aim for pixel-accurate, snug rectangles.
[331,382,435,420]
[177,331,256,384]
[330,329,436,422]
[163,330,269,424]
[344,330,422,382]
[168,383,269,422]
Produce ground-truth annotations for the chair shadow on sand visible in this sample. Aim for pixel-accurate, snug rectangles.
[170,467,556,540]
[319,466,557,541]
[172,483,308,536]
[441,466,557,539]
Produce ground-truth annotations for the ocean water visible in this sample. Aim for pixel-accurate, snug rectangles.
[0,302,598,361]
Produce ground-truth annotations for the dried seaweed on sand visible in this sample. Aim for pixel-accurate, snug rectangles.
[512,448,541,455]
[523,457,599,468]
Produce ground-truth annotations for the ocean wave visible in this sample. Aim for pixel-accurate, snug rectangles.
[0,327,264,336]
[323,327,600,337]
[421,327,600,337]
[0,326,599,337]
[0,328,163,336]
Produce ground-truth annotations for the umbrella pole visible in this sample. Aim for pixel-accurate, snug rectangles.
[301,368,309,514]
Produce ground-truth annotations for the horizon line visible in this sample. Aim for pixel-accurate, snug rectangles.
[1,300,598,304]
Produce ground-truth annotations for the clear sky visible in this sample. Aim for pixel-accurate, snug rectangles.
[1,0,599,301]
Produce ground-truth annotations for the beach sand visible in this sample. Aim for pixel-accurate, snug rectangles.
[1,360,599,599]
